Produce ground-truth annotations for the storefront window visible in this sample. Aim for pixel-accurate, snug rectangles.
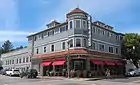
[73,60,85,71]
[90,62,97,71]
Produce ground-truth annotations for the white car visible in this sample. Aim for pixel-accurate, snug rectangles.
[126,68,140,76]
[6,69,20,76]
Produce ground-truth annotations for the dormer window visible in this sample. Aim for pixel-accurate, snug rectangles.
[55,28,59,34]
[60,26,66,33]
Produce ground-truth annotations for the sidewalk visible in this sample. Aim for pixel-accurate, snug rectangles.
[38,76,104,81]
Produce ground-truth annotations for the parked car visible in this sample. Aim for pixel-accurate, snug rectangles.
[0,69,8,75]
[20,69,38,78]
[6,69,20,76]
[126,68,140,77]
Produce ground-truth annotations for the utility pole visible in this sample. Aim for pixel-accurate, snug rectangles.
[67,37,70,79]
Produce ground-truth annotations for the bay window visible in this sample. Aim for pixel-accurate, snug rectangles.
[76,39,81,47]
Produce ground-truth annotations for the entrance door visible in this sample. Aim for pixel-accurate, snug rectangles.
[73,59,86,71]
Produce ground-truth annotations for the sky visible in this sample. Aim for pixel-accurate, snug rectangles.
[0,0,140,48]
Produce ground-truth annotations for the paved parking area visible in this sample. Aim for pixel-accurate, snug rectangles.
[0,75,140,85]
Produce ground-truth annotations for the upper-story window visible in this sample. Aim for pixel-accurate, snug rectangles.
[60,26,66,33]
[23,57,25,63]
[19,58,21,63]
[39,34,42,39]
[10,60,11,65]
[76,39,81,47]
[66,25,68,31]
[101,29,105,35]
[116,47,118,54]
[6,61,7,65]
[50,30,54,36]
[12,60,14,64]
[83,20,86,28]
[44,47,46,52]
[28,37,32,41]
[43,32,48,37]
[26,57,28,63]
[68,39,73,48]
[83,39,87,47]
[62,42,65,49]
[93,27,96,33]
[116,35,119,40]
[120,36,123,40]
[75,20,81,28]
[55,28,59,34]
[99,44,105,51]
[16,59,18,64]
[48,31,50,36]
[70,21,73,29]
[92,42,96,50]
[34,36,37,41]
[98,28,101,34]
[51,45,54,52]
[107,32,112,37]
[109,46,114,53]
[41,34,44,39]
[36,48,39,54]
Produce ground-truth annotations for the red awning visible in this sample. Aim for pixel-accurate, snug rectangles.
[103,60,115,66]
[41,61,51,66]
[91,59,104,65]
[52,60,66,66]
[114,61,123,66]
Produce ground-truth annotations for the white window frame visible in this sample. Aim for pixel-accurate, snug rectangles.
[68,39,74,48]
[51,44,55,52]
[115,47,119,54]
[93,26,96,33]
[82,20,87,29]
[54,28,60,34]
[43,46,47,52]
[69,20,74,29]
[92,41,96,50]
[75,38,82,47]
[98,44,105,51]
[36,48,39,54]
[108,46,114,53]
[75,19,81,29]
[61,42,66,50]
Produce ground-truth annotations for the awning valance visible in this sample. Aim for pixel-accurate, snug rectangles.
[52,60,66,66]
[91,59,104,65]
[41,61,51,66]
[114,61,123,66]
[103,60,115,66]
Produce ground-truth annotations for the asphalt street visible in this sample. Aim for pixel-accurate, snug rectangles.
[0,75,140,85]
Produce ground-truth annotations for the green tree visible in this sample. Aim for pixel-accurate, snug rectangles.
[2,40,13,53]
[0,47,3,54]
[122,33,140,68]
